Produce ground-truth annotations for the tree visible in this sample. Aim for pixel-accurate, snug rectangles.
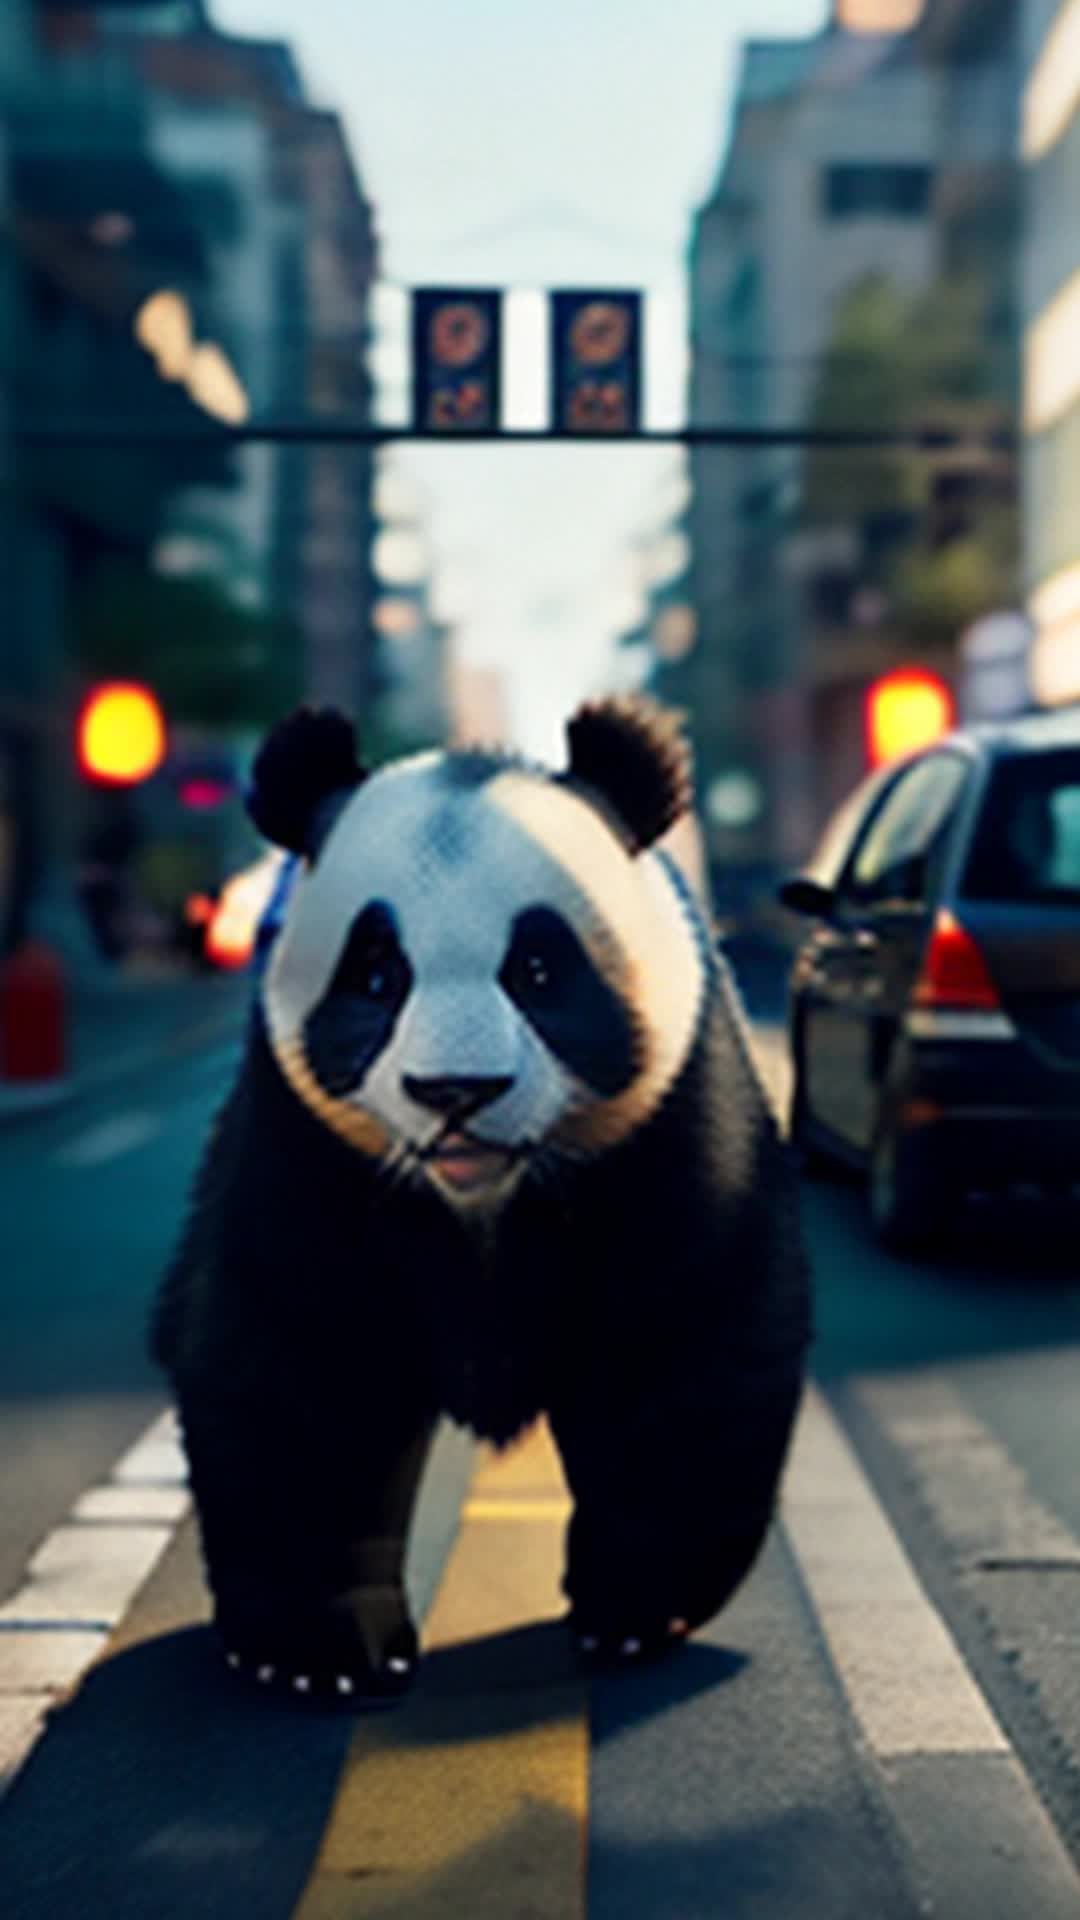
[803,274,920,529]
[803,272,1019,648]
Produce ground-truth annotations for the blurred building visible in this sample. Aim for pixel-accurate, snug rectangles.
[920,0,1020,337]
[127,18,378,714]
[1022,0,1080,708]
[0,0,379,961]
[919,0,1026,719]
[370,583,451,756]
[1,0,237,957]
[687,4,939,886]
[367,459,451,757]
[0,1,34,953]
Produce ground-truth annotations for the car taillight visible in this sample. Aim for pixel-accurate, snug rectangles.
[912,908,1001,1011]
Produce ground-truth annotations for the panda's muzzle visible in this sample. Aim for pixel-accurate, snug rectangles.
[403,1074,514,1122]
[405,1075,521,1196]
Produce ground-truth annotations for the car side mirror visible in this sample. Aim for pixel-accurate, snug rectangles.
[778,875,837,920]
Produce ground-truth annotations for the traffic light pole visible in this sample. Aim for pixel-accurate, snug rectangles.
[14,423,1019,451]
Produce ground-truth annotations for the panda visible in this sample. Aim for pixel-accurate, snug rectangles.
[152,696,812,1706]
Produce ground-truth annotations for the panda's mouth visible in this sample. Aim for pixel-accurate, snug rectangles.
[422,1129,521,1194]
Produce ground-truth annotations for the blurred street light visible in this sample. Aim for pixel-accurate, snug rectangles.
[133,291,249,425]
[653,603,697,663]
[835,1,924,28]
[77,683,167,787]
[865,668,954,770]
[186,343,250,426]
[134,290,193,383]
[706,771,764,830]
[373,596,422,639]
[371,525,427,587]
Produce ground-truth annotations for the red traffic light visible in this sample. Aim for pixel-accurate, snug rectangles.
[412,289,502,433]
[551,290,641,436]
[865,668,954,769]
[77,682,167,786]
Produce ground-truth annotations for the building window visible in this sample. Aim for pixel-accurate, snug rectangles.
[822,164,932,219]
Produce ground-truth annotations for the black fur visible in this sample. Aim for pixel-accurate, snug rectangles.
[563,695,695,854]
[499,906,638,1096]
[247,707,366,855]
[303,903,412,1098]
[152,939,812,1699]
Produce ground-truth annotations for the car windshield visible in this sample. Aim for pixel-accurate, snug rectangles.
[963,749,1080,904]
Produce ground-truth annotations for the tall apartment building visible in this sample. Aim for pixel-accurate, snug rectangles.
[2,0,379,958]
[687,8,939,880]
[2,0,238,956]
[129,16,379,717]
[917,0,1025,722]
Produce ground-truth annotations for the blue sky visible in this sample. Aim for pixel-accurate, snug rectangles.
[216,0,830,753]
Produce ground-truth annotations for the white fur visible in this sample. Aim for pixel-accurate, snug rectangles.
[263,754,706,1159]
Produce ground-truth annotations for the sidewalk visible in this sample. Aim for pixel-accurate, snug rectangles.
[0,963,251,1127]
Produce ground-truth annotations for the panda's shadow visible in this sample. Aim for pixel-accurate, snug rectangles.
[2,1625,353,1920]
[2,1621,746,1918]
[418,1618,749,1743]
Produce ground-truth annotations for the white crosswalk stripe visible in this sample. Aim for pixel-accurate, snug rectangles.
[0,1411,188,1795]
[783,1385,1008,1756]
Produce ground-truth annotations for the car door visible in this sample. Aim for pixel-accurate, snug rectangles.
[803,751,972,1150]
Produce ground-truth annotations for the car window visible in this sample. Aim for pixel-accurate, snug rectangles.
[842,753,970,907]
[802,763,900,889]
[963,749,1080,903]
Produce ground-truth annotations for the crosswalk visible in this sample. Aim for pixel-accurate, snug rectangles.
[5,1019,1080,1913]
[3,1373,1080,1917]
[0,1411,189,1795]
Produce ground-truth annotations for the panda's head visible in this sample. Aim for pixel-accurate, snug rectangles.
[249,697,706,1210]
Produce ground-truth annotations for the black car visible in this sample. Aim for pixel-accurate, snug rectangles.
[778,706,1080,1249]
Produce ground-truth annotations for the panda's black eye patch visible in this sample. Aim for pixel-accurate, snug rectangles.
[331,902,411,1003]
[304,902,411,1097]
[500,905,636,1097]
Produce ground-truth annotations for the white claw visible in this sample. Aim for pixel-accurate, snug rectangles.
[292,1674,311,1694]
[620,1638,642,1657]
[335,1674,355,1696]
[225,1652,241,1670]
[256,1664,275,1684]
[387,1656,410,1675]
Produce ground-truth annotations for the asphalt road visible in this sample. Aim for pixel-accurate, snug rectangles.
[0,1032,243,1608]
[2,993,1080,1915]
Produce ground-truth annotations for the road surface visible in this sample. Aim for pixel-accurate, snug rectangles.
[2,996,1080,1916]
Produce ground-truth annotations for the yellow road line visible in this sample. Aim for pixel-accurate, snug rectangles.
[294,1421,587,1920]
[461,1497,573,1521]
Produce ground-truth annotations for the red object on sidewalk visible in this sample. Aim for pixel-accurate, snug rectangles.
[0,941,67,1082]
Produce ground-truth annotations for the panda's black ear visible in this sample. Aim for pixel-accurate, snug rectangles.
[564,695,694,853]
[246,707,367,854]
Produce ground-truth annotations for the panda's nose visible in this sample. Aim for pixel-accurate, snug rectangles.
[403,1074,514,1120]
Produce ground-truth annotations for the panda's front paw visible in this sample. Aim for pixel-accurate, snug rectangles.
[221,1641,416,1707]
[216,1585,418,1709]
[570,1613,689,1669]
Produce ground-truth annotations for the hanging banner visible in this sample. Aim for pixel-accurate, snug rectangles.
[411,288,502,433]
[550,289,641,435]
